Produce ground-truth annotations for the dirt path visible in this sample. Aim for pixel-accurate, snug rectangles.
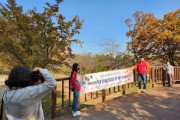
[54,84,180,120]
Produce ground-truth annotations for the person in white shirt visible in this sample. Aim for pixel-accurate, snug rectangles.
[2,66,57,120]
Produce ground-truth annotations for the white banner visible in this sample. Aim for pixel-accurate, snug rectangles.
[80,66,134,94]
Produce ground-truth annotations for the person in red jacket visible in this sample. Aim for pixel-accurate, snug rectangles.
[70,63,81,116]
[136,57,150,93]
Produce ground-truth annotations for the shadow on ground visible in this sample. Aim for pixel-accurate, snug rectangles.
[54,85,180,120]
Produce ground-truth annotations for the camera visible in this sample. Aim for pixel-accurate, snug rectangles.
[31,71,45,83]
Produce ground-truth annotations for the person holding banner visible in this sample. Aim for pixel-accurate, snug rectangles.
[69,63,81,117]
[136,57,150,93]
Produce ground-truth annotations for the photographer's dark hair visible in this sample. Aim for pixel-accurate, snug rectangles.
[5,66,32,88]
[70,63,79,78]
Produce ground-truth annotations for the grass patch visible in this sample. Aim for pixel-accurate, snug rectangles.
[42,95,52,119]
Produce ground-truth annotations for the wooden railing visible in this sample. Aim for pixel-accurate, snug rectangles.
[174,67,180,82]
[51,66,180,118]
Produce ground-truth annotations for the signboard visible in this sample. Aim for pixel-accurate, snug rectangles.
[80,66,134,94]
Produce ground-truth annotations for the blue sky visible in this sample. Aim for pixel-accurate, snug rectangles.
[1,0,180,54]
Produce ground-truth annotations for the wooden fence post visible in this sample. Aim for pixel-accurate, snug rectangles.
[102,90,106,102]
[122,85,126,95]
[69,80,71,107]
[152,68,155,88]
[51,86,57,119]
[62,80,64,107]
[172,67,175,84]
[162,67,166,86]
[134,69,137,87]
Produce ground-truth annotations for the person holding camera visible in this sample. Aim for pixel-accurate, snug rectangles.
[69,63,81,117]
[2,66,57,120]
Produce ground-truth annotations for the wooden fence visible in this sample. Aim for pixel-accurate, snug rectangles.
[51,66,180,118]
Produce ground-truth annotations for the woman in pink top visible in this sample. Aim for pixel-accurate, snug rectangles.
[70,63,81,117]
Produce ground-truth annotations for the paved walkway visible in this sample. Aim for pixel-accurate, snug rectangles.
[54,84,180,120]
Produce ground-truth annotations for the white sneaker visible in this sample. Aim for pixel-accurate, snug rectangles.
[142,89,146,93]
[76,111,81,116]
[72,111,81,116]
[72,111,77,117]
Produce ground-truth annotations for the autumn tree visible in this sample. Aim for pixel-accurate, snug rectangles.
[0,0,83,69]
[126,10,180,65]
[157,10,180,65]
